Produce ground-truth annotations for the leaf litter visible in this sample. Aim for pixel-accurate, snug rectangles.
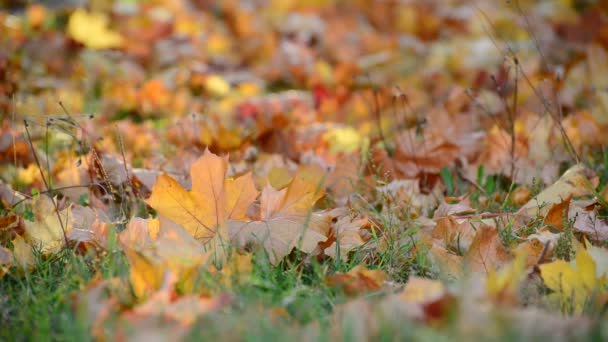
[1,0,608,340]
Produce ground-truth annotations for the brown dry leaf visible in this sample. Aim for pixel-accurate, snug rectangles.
[0,181,27,208]
[230,172,329,265]
[0,246,13,278]
[399,277,453,321]
[67,206,112,251]
[518,164,598,218]
[425,242,464,278]
[515,229,560,267]
[326,265,387,296]
[400,277,447,304]
[324,214,367,259]
[463,225,511,274]
[570,203,608,242]
[0,214,23,245]
[72,275,122,340]
[543,196,572,231]
[431,216,477,254]
[146,149,258,262]
[379,130,460,178]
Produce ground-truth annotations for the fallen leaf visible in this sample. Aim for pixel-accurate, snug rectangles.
[326,265,387,296]
[463,225,512,274]
[146,149,258,261]
[11,234,35,271]
[205,75,231,97]
[0,246,12,278]
[323,126,363,153]
[124,248,164,300]
[230,172,329,265]
[23,196,72,256]
[519,164,598,218]
[543,196,572,231]
[486,250,528,305]
[539,246,607,314]
[67,9,124,49]
[399,277,452,321]
[324,214,367,259]
[119,217,160,251]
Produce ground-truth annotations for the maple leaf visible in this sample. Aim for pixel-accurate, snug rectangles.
[463,225,512,273]
[322,126,363,153]
[67,9,124,49]
[11,235,35,271]
[539,246,607,314]
[119,217,160,251]
[23,196,72,256]
[486,250,528,305]
[230,172,329,265]
[398,277,453,321]
[120,217,210,299]
[67,206,112,251]
[518,164,598,218]
[324,214,367,259]
[326,265,387,296]
[0,246,12,278]
[146,149,258,260]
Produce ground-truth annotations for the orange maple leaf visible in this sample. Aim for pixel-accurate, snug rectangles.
[146,149,258,260]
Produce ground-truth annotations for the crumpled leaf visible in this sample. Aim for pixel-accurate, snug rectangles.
[518,164,598,218]
[67,206,112,250]
[324,214,367,259]
[67,9,124,49]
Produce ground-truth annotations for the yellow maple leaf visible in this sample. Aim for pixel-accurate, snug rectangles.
[67,9,123,49]
[323,126,362,153]
[23,196,72,256]
[146,149,258,262]
[120,217,210,299]
[205,75,231,97]
[539,247,606,314]
[124,248,164,299]
[11,235,35,271]
[486,250,527,304]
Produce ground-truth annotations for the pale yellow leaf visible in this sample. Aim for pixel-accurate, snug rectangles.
[67,9,123,49]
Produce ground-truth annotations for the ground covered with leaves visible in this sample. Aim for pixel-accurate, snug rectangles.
[2,1,608,340]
